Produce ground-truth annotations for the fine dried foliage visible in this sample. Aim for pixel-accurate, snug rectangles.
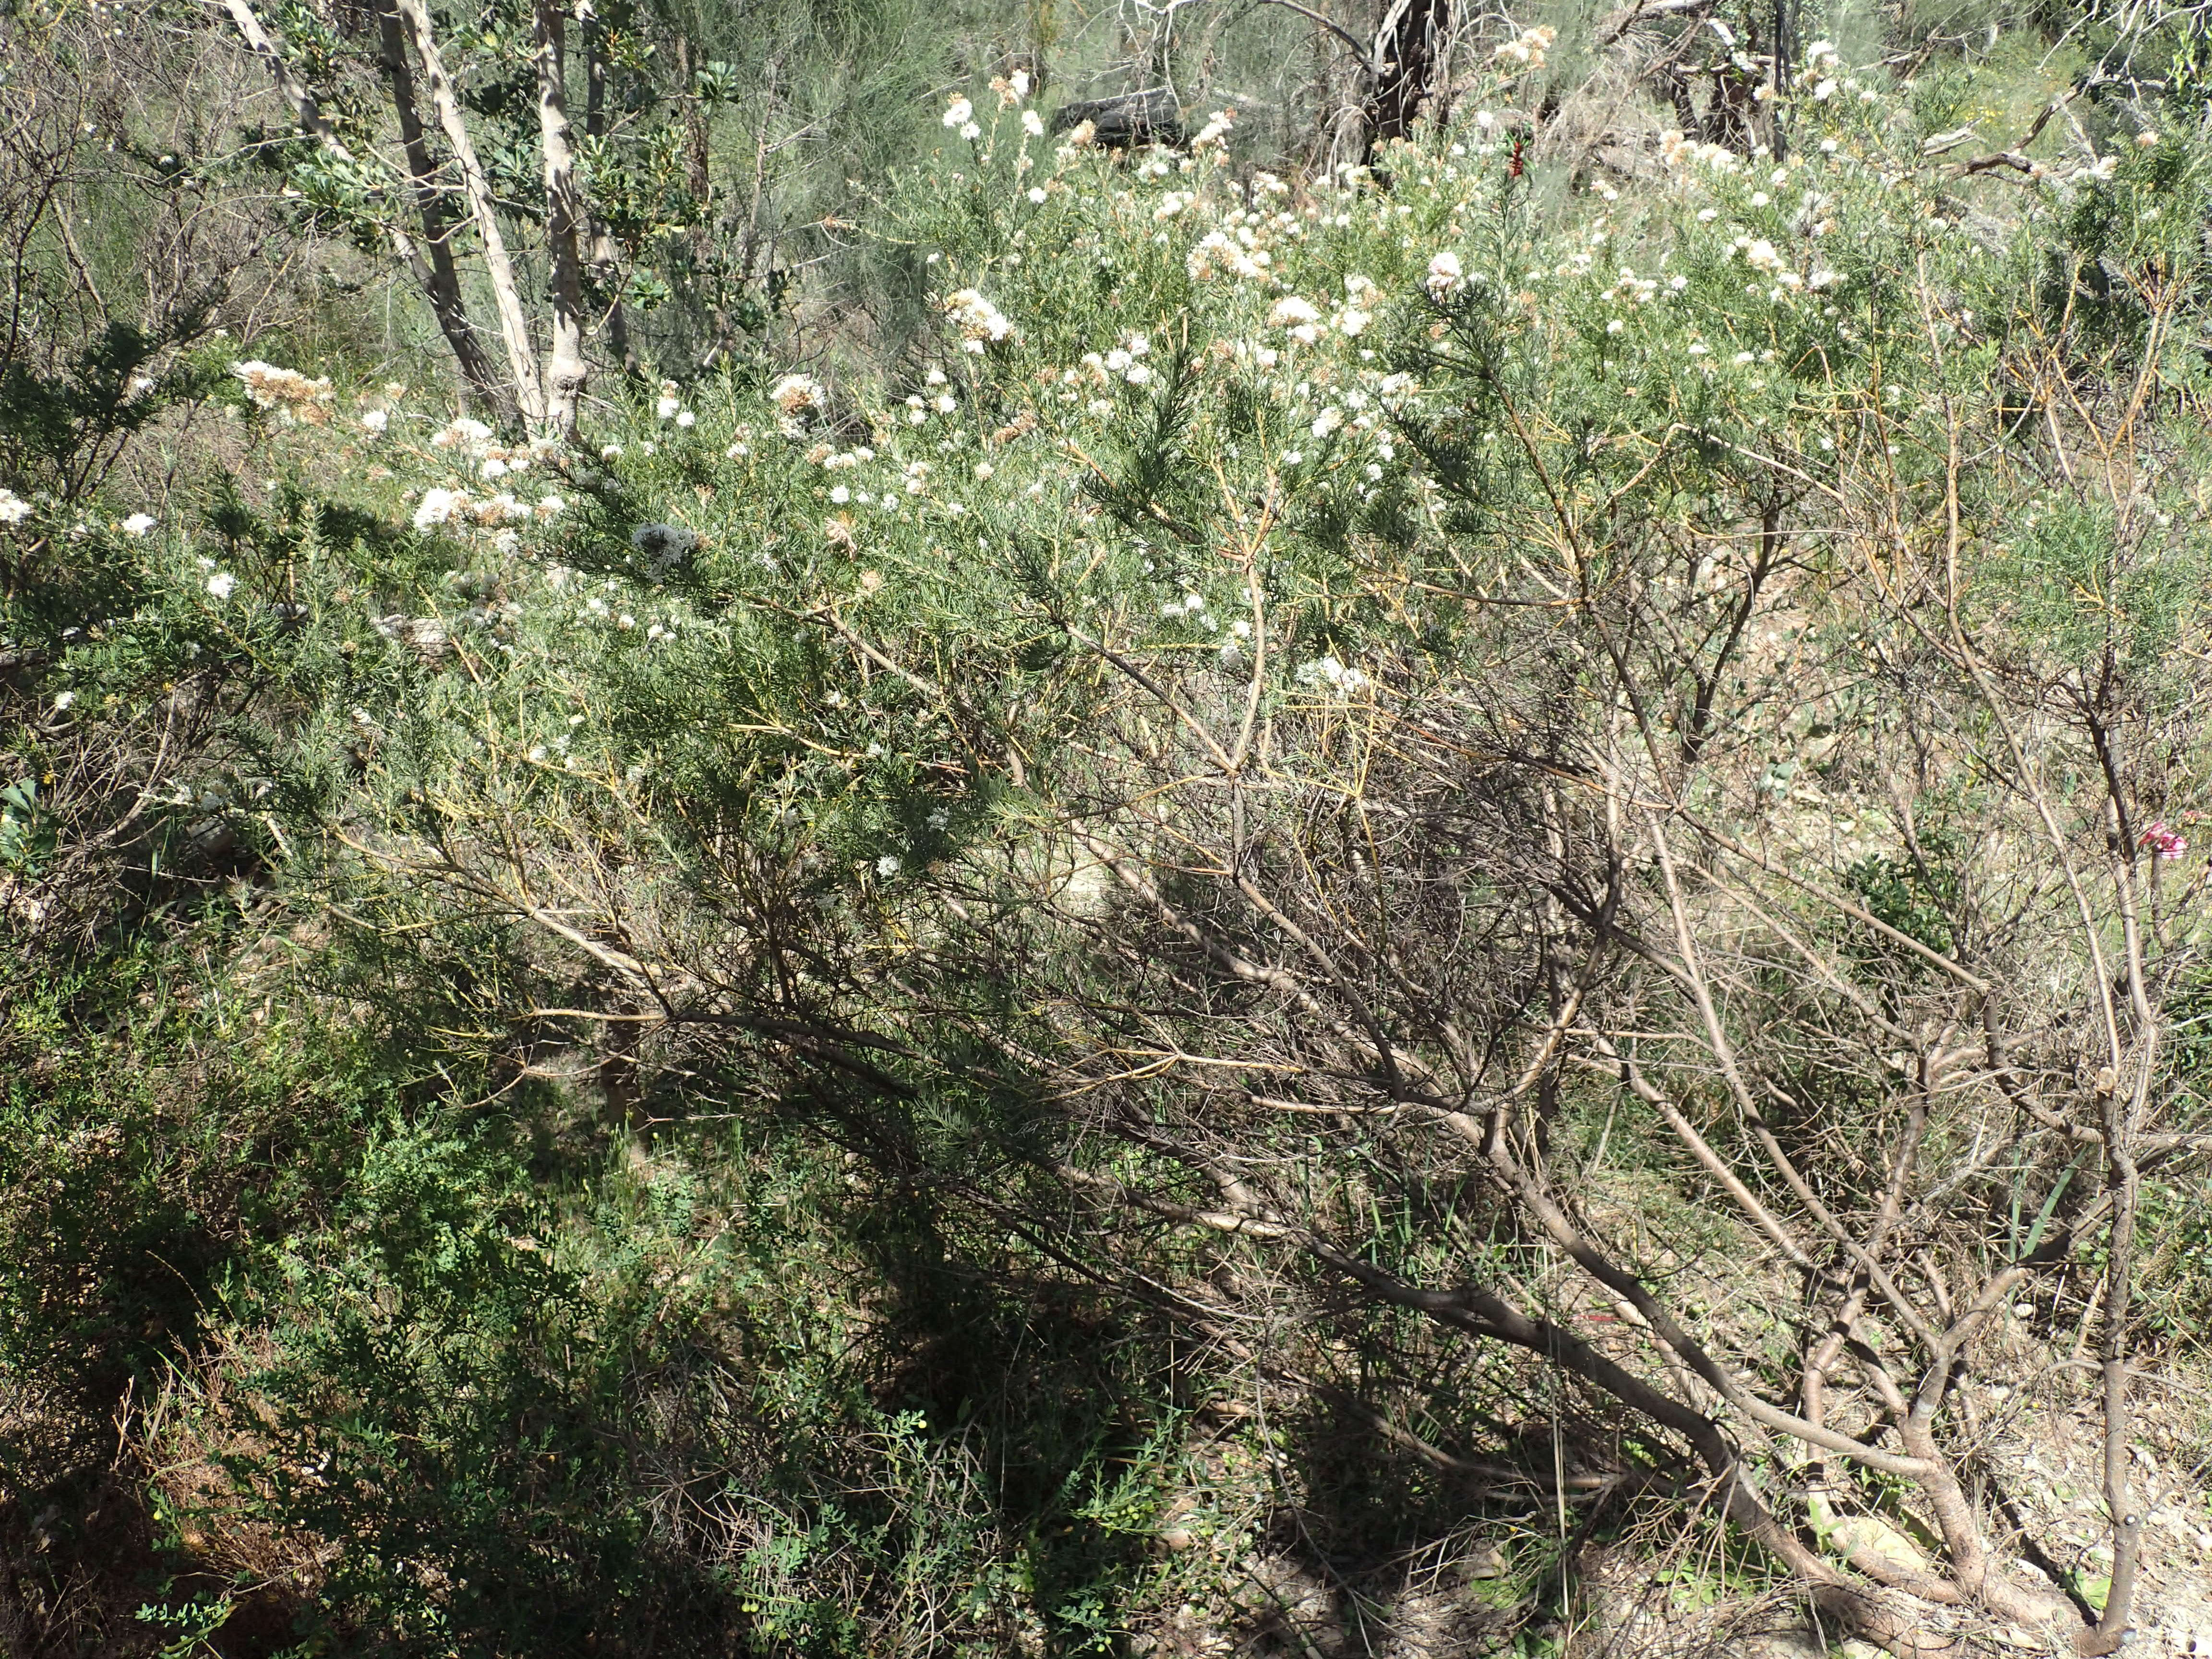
[7,3,2212,1657]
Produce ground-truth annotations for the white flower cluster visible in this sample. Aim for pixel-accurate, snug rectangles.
[232,359,334,423]
[944,289,1014,352]
[1660,130,1744,173]
[413,487,564,533]
[1267,296,1326,344]
[1187,198,1304,283]
[1492,24,1555,68]
[769,373,823,431]
[943,92,982,141]
[1295,654,1370,693]
[0,490,32,527]
[1425,251,1466,299]
[1191,108,1235,150]
[654,378,697,425]
[1075,335,1155,387]
[1189,229,1271,282]
[1803,37,1843,100]
[431,417,496,452]
[1601,267,1662,307]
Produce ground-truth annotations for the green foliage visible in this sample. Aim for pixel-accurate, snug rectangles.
[17,10,2212,1655]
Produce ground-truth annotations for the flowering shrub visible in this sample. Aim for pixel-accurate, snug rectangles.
[12,25,2212,1657]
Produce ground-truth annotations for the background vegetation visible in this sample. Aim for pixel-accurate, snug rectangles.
[6,0,2212,1655]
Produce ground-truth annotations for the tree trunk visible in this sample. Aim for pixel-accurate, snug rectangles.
[533,0,587,440]
[371,0,510,422]
[1366,0,1450,154]
[392,0,546,428]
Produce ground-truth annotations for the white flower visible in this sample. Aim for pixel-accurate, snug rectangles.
[362,409,389,434]
[206,570,237,601]
[725,441,751,459]
[1743,238,1784,273]
[1267,296,1322,329]
[942,96,973,129]
[53,691,74,710]
[657,395,681,420]
[536,494,566,518]
[2089,155,2119,181]
[1606,318,1624,334]
[945,288,1013,345]
[0,491,29,526]
[2137,129,2160,148]
[770,373,825,415]
[1022,109,1045,137]
[121,513,156,537]
[1424,251,1465,299]
[959,121,981,141]
[230,359,334,418]
[1027,186,1047,204]
[481,456,509,480]
[877,854,901,877]
[1310,407,1344,439]
[413,487,465,529]
[830,485,851,504]
[675,409,696,428]
[430,416,493,450]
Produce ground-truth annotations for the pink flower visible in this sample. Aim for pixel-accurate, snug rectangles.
[2140,821,2188,862]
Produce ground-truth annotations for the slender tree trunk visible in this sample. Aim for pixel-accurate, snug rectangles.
[533,0,587,440]
[584,22,634,373]
[1366,0,1450,154]
[370,0,509,421]
[220,0,348,155]
[392,0,546,428]
[221,0,469,384]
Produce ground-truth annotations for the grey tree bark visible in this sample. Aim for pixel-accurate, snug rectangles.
[533,0,588,440]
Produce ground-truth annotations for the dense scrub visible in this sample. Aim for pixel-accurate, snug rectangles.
[9,2,2212,1656]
